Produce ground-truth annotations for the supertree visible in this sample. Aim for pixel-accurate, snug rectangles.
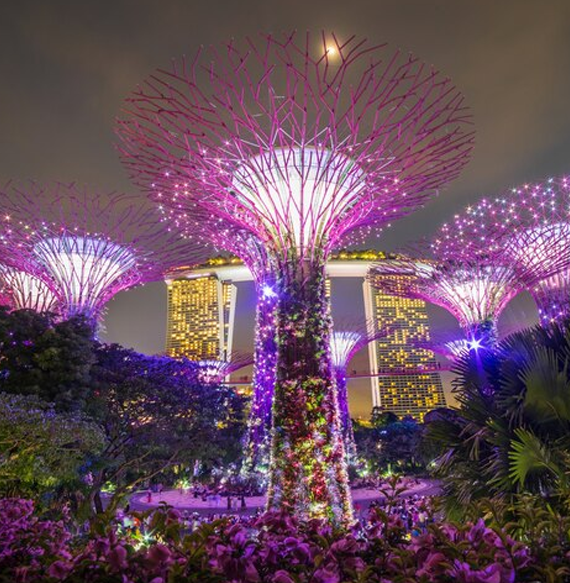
[369,253,525,348]
[117,32,474,524]
[0,181,209,326]
[409,328,472,363]
[330,325,387,458]
[442,176,570,324]
[195,352,254,384]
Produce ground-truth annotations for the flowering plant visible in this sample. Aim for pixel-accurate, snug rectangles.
[0,497,547,582]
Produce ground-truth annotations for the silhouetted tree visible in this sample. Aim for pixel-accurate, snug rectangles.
[86,344,246,514]
[0,308,94,412]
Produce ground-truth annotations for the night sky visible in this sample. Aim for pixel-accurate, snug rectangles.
[1,1,569,416]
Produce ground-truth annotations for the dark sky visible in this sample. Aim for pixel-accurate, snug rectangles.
[1,0,568,415]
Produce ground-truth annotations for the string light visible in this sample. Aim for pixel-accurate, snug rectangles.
[0,181,209,324]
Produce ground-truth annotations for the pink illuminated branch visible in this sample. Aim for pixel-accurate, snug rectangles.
[0,181,210,320]
[369,254,523,333]
[435,176,570,323]
[195,352,253,384]
[0,266,58,313]
[117,32,474,263]
[330,321,388,369]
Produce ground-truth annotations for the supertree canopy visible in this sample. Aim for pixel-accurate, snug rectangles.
[0,262,58,313]
[369,254,525,347]
[408,327,473,362]
[442,176,570,323]
[117,32,474,524]
[330,326,386,459]
[0,181,209,323]
[195,353,254,384]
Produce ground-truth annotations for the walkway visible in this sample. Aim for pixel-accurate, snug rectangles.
[131,478,439,515]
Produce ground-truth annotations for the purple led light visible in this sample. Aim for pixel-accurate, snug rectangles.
[437,176,570,324]
[0,181,210,322]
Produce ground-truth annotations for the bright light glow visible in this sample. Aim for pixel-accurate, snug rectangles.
[34,236,136,316]
[196,360,230,384]
[466,337,482,351]
[415,263,517,327]
[0,266,58,312]
[330,331,362,368]
[443,339,471,358]
[261,284,277,299]
[232,147,366,251]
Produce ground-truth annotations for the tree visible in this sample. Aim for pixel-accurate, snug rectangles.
[0,309,246,516]
[85,344,246,514]
[354,412,424,475]
[0,308,95,413]
[370,408,399,428]
[0,392,104,504]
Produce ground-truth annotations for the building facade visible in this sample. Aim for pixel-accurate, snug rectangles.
[166,273,237,360]
[363,274,445,420]
[166,252,445,419]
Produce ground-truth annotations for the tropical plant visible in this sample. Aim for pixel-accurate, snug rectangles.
[0,392,104,505]
[426,320,570,517]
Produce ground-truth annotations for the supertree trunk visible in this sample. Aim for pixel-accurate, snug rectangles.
[266,254,353,526]
[242,281,278,475]
[333,368,357,461]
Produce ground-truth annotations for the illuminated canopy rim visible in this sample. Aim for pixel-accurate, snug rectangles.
[370,257,523,329]
[231,147,366,251]
[0,266,58,313]
[330,331,363,368]
[0,180,212,319]
[34,236,138,314]
[118,31,475,259]
[435,177,570,285]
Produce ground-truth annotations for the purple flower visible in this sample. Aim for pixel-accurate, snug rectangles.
[273,571,295,583]
[147,544,172,567]
[313,566,340,583]
[107,545,128,571]
[47,560,71,580]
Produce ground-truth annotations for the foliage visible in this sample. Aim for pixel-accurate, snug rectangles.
[268,260,352,525]
[426,320,570,517]
[461,493,570,582]
[0,308,95,413]
[0,308,246,516]
[0,393,104,504]
[85,344,246,514]
[0,498,73,582]
[0,496,550,582]
[354,410,425,475]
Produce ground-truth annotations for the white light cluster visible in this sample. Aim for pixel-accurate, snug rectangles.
[330,331,362,368]
[232,147,366,251]
[196,359,230,384]
[0,266,58,312]
[416,263,517,327]
[34,236,136,315]
[507,222,570,290]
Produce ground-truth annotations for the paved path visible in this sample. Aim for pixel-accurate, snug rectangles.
[131,479,439,515]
